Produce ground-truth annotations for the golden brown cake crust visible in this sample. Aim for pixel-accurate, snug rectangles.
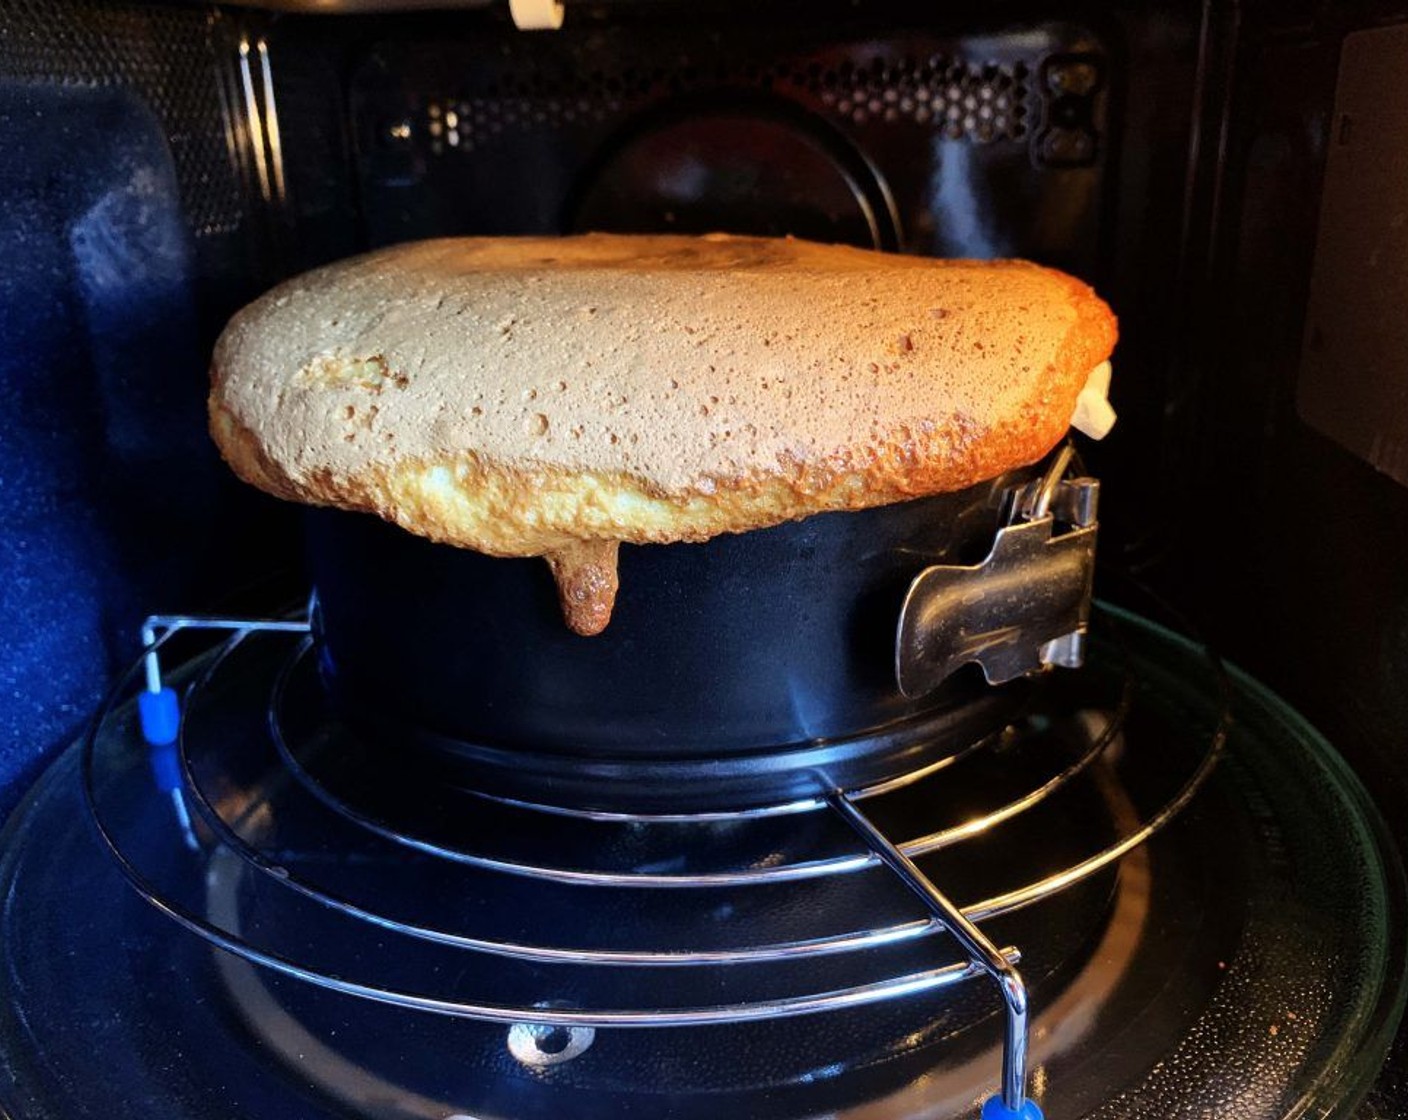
[209,233,1117,632]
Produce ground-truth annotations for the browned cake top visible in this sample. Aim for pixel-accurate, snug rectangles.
[209,233,1118,633]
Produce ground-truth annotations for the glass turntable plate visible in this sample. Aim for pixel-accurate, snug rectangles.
[0,606,1403,1119]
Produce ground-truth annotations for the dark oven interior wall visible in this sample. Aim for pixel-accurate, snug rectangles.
[1184,0,1408,829]
[0,0,287,819]
[0,0,1211,818]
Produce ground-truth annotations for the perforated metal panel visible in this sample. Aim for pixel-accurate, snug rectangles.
[353,22,1109,262]
[0,0,244,239]
[422,53,1032,157]
[813,56,1030,141]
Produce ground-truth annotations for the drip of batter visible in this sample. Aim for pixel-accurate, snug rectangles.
[544,541,621,636]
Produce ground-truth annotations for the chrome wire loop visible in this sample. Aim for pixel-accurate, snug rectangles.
[82,607,1227,1059]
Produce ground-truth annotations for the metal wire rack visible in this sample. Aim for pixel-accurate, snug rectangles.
[81,602,1228,1120]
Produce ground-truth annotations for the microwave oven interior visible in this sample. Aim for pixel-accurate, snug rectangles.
[2,1,1408,1117]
